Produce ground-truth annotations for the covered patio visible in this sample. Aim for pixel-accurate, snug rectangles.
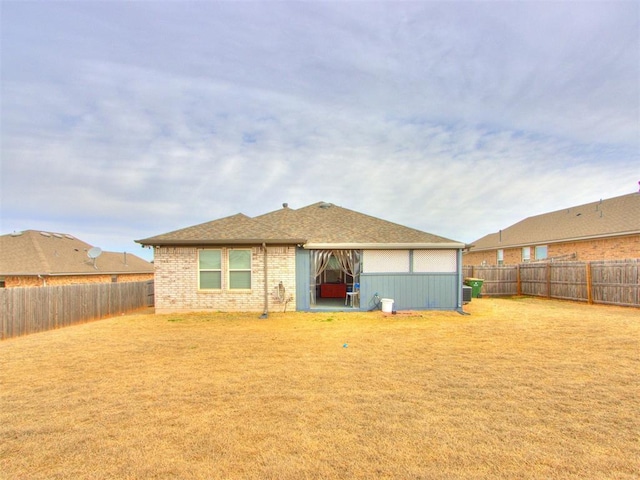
[309,249,360,310]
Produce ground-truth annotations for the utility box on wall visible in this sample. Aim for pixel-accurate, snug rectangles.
[462,285,472,303]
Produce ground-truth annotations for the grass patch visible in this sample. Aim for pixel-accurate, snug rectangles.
[1,298,638,479]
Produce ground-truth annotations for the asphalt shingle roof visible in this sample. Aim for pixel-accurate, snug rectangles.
[137,213,305,245]
[470,193,640,251]
[0,230,154,276]
[137,202,462,247]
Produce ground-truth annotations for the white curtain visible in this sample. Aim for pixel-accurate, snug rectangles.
[310,250,333,287]
[333,250,360,283]
[310,250,360,286]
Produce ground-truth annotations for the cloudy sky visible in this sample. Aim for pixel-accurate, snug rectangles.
[1,1,638,261]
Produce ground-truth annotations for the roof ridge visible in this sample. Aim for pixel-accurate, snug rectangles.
[29,231,52,274]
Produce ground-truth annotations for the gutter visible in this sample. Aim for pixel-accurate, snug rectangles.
[303,242,466,250]
[468,230,640,252]
[0,271,153,276]
[136,238,305,247]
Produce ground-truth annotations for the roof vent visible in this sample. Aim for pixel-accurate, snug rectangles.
[40,231,51,237]
[319,202,332,209]
[282,203,288,208]
[11,231,23,237]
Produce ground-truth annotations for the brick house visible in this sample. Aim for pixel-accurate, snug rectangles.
[137,201,466,314]
[464,193,640,266]
[0,230,154,287]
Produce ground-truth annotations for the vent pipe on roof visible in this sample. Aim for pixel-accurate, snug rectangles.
[282,203,288,208]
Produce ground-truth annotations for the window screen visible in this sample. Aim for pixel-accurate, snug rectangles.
[229,249,251,289]
[535,245,548,260]
[362,250,410,273]
[199,250,222,289]
[413,250,457,273]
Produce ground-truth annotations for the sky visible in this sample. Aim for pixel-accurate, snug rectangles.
[1,1,638,262]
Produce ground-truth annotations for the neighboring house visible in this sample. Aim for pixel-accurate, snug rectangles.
[136,201,467,314]
[464,193,640,266]
[0,230,154,287]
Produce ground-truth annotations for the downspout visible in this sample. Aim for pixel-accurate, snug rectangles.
[456,249,469,315]
[260,243,269,318]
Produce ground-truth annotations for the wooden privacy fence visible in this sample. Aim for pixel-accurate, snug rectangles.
[463,259,639,308]
[0,280,154,340]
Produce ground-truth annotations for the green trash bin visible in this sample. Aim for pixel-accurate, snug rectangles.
[464,278,484,298]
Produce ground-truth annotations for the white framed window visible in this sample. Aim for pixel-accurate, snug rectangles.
[535,245,548,260]
[522,247,531,262]
[228,249,252,289]
[497,249,504,266]
[199,249,222,289]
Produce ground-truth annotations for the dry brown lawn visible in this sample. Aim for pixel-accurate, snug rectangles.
[1,297,638,479]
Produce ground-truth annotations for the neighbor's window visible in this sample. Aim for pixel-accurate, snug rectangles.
[497,249,504,265]
[522,247,531,262]
[199,249,222,289]
[229,249,251,289]
[0,277,5,288]
[535,245,548,260]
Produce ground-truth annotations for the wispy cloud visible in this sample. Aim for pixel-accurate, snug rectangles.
[1,1,637,258]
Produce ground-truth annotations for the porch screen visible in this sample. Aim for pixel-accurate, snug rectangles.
[362,250,410,273]
[310,250,361,286]
[412,250,457,273]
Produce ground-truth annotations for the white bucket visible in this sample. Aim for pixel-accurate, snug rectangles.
[381,298,394,313]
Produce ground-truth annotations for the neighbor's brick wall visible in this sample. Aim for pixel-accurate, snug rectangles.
[3,273,153,288]
[463,234,640,266]
[153,245,296,313]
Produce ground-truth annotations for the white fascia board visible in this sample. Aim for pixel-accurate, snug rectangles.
[303,242,465,250]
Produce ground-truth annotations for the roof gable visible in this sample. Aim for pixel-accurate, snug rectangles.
[138,201,463,248]
[0,230,153,276]
[470,193,640,250]
[137,213,305,246]
[257,202,458,245]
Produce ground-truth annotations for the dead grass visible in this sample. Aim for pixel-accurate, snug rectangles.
[0,297,638,479]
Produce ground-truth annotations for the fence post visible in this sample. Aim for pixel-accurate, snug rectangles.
[546,263,551,299]
[516,264,521,296]
[586,262,593,304]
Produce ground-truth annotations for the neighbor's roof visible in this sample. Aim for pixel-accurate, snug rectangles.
[137,202,464,249]
[0,230,154,276]
[469,193,640,251]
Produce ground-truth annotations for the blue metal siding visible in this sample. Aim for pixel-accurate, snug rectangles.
[295,247,310,310]
[295,247,463,311]
[359,273,459,310]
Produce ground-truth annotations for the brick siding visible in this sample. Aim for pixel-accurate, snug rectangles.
[3,273,153,288]
[153,245,297,313]
[463,234,640,266]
